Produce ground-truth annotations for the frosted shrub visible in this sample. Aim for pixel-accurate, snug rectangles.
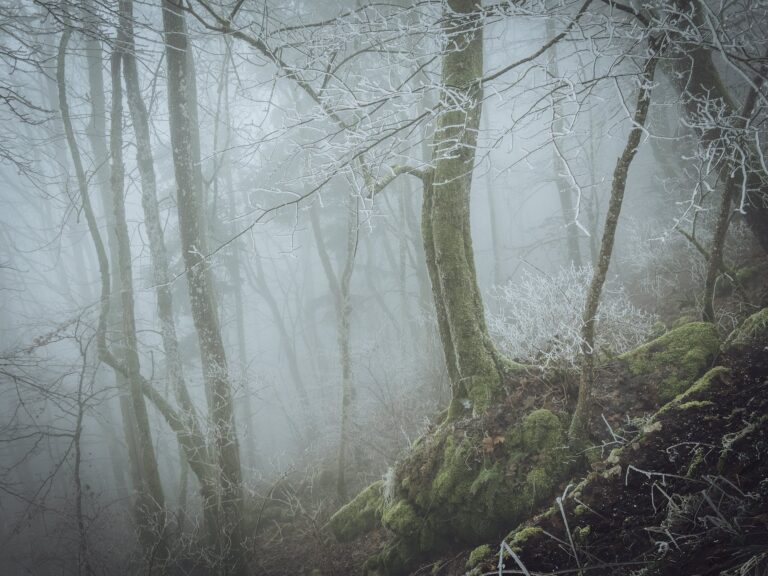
[487,265,658,367]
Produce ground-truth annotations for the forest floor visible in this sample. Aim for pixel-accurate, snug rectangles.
[248,333,768,576]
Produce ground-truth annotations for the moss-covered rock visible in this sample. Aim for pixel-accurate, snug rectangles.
[327,480,385,542]
[657,367,730,416]
[466,544,492,569]
[361,407,572,573]
[381,499,419,536]
[723,307,768,354]
[619,321,720,402]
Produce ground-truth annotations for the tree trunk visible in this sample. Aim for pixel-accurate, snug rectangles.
[701,74,764,322]
[161,2,245,572]
[424,0,502,419]
[118,0,219,543]
[80,1,149,528]
[308,197,358,501]
[569,50,659,443]
[213,41,258,470]
[108,47,168,554]
[336,194,358,502]
[74,346,96,576]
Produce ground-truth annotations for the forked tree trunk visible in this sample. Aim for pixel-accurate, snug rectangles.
[57,26,165,556]
[80,1,149,527]
[118,0,219,541]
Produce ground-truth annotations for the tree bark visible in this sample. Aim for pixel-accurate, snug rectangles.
[308,197,358,501]
[79,2,150,531]
[336,194,358,502]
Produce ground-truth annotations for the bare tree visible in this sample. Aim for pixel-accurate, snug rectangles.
[569,41,661,442]
[161,0,245,571]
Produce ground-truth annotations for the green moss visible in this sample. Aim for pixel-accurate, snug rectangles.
[649,321,667,340]
[657,367,729,415]
[620,322,720,402]
[381,499,420,536]
[470,465,501,497]
[467,544,492,569]
[677,366,729,399]
[467,374,499,416]
[364,538,417,576]
[602,464,622,479]
[724,307,768,354]
[520,409,562,448]
[327,480,384,542]
[677,400,715,411]
[364,409,572,573]
[431,435,475,505]
[508,526,544,553]
[606,447,623,465]
[574,525,591,543]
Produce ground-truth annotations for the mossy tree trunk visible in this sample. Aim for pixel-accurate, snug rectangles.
[424,0,503,419]
[569,48,659,443]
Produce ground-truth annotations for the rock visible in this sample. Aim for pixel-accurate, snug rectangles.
[724,307,768,354]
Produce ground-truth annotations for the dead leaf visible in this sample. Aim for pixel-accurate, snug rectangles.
[482,435,505,453]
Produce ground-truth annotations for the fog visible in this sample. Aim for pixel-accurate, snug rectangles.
[0,0,765,574]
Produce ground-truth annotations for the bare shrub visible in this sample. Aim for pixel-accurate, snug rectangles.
[487,265,658,367]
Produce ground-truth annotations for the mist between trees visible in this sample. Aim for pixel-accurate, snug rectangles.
[0,0,766,575]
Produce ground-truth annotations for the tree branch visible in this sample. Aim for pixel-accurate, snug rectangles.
[483,0,594,85]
